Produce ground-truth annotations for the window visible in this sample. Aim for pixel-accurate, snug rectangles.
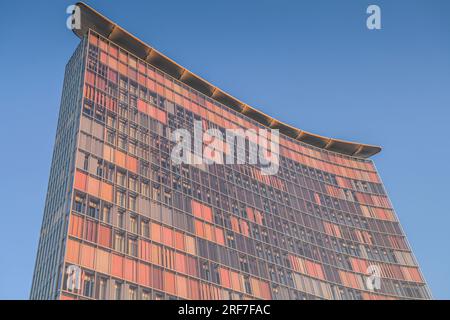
[141,180,150,197]
[83,154,89,170]
[239,255,249,273]
[117,211,124,228]
[244,276,252,295]
[114,233,125,252]
[226,232,236,249]
[154,291,164,300]
[142,290,151,300]
[129,195,137,211]
[119,136,127,150]
[117,191,126,207]
[129,176,137,191]
[102,205,111,223]
[141,219,150,237]
[117,171,126,186]
[74,195,85,213]
[201,262,210,281]
[106,129,115,144]
[83,273,95,298]
[98,277,108,300]
[128,237,138,257]
[88,200,99,218]
[212,264,220,284]
[129,286,137,300]
[96,160,103,177]
[114,282,122,300]
[129,215,137,233]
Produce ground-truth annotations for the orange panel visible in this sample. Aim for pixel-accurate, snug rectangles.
[60,293,75,300]
[69,214,83,238]
[174,252,187,274]
[126,155,138,173]
[189,279,200,300]
[194,220,204,237]
[98,225,111,248]
[191,200,202,219]
[88,33,98,45]
[138,262,151,287]
[204,223,213,241]
[230,271,241,292]
[201,204,213,223]
[87,176,100,197]
[108,57,118,70]
[147,78,156,91]
[259,281,272,300]
[151,243,161,266]
[139,239,151,262]
[115,150,126,168]
[174,231,185,251]
[74,170,87,191]
[80,243,95,269]
[176,275,188,299]
[137,99,148,113]
[254,210,264,225]
[111,254,124,278]
[185,235,196,255]
[151,223,161,242]
[100,181,113,202]
[240,220,249,237]
[214,227,225,246]
[156,108,167,124]
[250,278,261,298]
[164,271,176,295]
[246,207,255,222]
[103,145,114,162]
[99,51,107,64]
[65,239,80,264]
[138,73,146,86]
[124,258,137,282]
[118,62,127,75]
[230,216,240,233]
[85,70,95,86]
[162,226,173,247]
[95,248,110,274]
[219,267,231,289]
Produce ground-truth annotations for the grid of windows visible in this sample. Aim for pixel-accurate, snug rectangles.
[33,29,431,300]
[30,38,87,300]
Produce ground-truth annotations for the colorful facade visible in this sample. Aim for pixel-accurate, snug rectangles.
[30,3,431,300]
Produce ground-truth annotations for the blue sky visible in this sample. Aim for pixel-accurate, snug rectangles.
[0,0,449,299]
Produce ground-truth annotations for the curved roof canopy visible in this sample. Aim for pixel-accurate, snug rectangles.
[72,2,381,158]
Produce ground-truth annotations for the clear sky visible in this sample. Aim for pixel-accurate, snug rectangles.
[0,0,449,299]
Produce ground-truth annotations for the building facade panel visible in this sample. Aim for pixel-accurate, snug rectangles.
[30,37,87,299]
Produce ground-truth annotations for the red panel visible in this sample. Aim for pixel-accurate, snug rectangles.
[80,244,95,269]
[98,225,111,248]
[111,254,123,278]
[138,262,151,287]
[124,258,136,283]
[74,170,87,192]
[66,239,80,264]
[126,155,138,173]
[69,214,83,238]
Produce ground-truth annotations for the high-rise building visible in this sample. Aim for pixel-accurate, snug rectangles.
[30,3,431,300]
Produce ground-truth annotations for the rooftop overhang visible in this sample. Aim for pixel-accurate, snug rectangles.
[72,2,382,159]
